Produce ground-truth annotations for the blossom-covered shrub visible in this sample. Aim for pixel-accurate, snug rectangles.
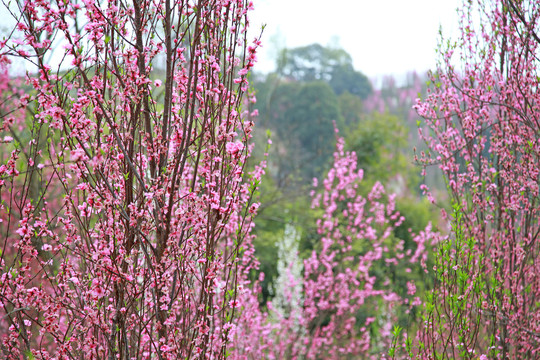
[0,1,261,358]
[414,0,540,358]
[232,132,436,359]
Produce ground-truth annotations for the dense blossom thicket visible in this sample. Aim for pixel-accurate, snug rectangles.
[414,0,540,358]
[0,0,262,358]
[231,133,435,359]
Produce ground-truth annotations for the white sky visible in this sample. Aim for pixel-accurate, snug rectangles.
[249,0,462,80]
[1,1,462,81]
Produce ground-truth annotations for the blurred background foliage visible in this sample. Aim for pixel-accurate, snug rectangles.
[248,44,443,334]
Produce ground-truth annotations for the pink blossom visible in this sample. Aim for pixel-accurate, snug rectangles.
[406,281,416,296]
[70,148,85,162]
[248,203,259,214]
[41,244,52,251]
[226,141,244,156]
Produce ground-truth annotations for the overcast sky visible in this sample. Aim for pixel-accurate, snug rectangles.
[1,0,462,81]
[249,0,462,80]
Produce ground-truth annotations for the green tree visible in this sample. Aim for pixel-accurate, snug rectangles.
[337,91,364,129]
[257,81,340,183]
[287,82,340,179]
[345,112,417,191]
[277,44,372,99]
